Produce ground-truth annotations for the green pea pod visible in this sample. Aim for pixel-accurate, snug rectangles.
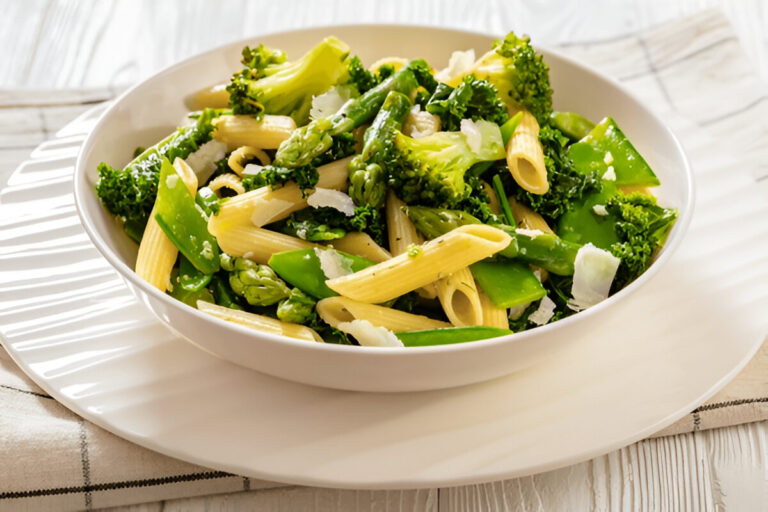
[396,326,513,347]
[268,248,376,299]
[154,158,220,275]
[195,186,220,216]
[567,117,660,187]
[499,111,524,145]
[556,181,621,251]
[178,254,213,292]
[514,230,583,276]
[549,111,595,141]
[169,269,214,308]
[470,260,545,308]
[210,273,243,310]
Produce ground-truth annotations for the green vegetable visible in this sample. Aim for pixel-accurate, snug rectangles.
[567,117,660,187]
[153,158,220,274]
[556,181,622,249]
[385,124,505,207]
[222,254,291,306]
[492,174,516,227]
[406,244,422,258]
[396,326,513,347]
[499,111,524,145]
[473,31,553,124]
[276,288,316,324]
[348,90,412,207]
[95,108,222,232]
[178,254,213,292]
[226,36,350,124]
[345,55,385,94]
[210,273,243,310]
[549,111,595,141]
[471,260,546,308]
[239,44,287,77]
[268,248,376,299]
[169,269,214,308]
[425,75,509,131]
[195,186,220,216]
[511,124,602,222]
[271,205,386,246]
[273,62,421,168]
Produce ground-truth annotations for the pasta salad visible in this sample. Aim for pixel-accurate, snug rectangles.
[94,32,677,347]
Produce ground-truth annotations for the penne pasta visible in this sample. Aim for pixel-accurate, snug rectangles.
[208,156,352,232]
[208,173,245,196]
[506,111,549,195]
[185,83,230,110]
[212,114,296,150]
[135,158,198,290]
[367,56,408,72]
[316,296,450,332]
[197,301,323,342]
[478,288,509,329]
[507,196,555,234]
[386,190,437,299]
[436,267,483,327]
[214,225,317,263]
[228,146,271,176]
[330,232,392,263]
[326,225,511,303]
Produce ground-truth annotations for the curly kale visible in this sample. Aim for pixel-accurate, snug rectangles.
[271,205,386,246]
[425,75,510,131]
[606,193,677,290]
[455,176,500,224]
[345,55,381,94]
[511,124,601,222]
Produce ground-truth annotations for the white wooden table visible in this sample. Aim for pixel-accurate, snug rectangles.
[2,1,767,510]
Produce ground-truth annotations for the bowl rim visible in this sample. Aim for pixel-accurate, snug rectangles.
[73,22,695,357]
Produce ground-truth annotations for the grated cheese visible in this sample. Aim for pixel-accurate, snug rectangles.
[592,204,609,216]
[602,165,616,181]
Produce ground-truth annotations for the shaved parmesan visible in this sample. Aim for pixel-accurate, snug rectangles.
[603,151,614,165]
[461,118,482,153]
[307,188,356,216]
[185,139,228,183]
[315,248,354,280]
[569,243,620,310]
[592,204,609,216]
[528,296,556,326]
[337,319,403,347]
[242,163,265,175]
[310,86,355,121]
[515,228,546,238]
[602,165,616,181]
[434,49,476,84]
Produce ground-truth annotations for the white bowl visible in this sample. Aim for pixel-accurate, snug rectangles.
[74,25,693,392]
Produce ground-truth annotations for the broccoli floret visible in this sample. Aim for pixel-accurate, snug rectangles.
[606,193,677,290]
[511,124,601,222]
[239,44,287,77]
[227,37,350,124]
[271,205,386,246]
[425,75,509,131]
[473,31,553,124]
[95,108,222,233]
[385,127,505,207]
[220,254,291,306]
[276,288,316,324]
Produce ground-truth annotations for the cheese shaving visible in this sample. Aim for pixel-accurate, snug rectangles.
[434,49,476,84]
[337,319,404,347]
[528,296,556,326]
[307,188,356,216]
[569,243,620,310]
[602,165,616,181]
[315,248,354,280]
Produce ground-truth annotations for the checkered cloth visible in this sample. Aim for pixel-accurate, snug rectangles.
[1,9,766,511]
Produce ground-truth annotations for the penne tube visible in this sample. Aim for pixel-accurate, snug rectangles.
[316,296,450,331]
[185,83,230,110]
[367,56,408,72]
[507,196,555,234]
[478,288,510,329]
[135,158,198,290]
[209,156,352,232]
[213,114,296,150]
[330,232,392,263]
[436,267,483,327]
[214,225,317,263]
[208,173,245,196]
[326,225,511,303]
[197,301,322,342]
[228,146,271,176]
[386,190,437,299]
[506,111,549,195]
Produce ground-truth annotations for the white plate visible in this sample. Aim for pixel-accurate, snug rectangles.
[1,106,767,488]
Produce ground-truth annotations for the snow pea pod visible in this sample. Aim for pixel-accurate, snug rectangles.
[396,326,513,347]
[154,158,220,275]
[567,116,660,187]
[178,254,213,292]
[470,260,546,308]
[549,111,595,141]
[268,248,375,299]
